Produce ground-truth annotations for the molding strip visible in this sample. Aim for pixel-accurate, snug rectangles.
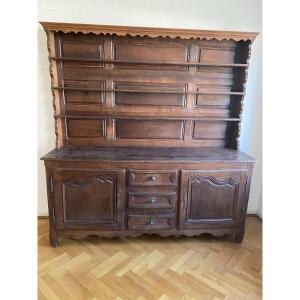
[40,22,259,42]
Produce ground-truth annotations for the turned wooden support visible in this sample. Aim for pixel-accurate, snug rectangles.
[234,227,245,243]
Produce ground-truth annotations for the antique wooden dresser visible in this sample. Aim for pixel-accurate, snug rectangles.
[40,22,258,247]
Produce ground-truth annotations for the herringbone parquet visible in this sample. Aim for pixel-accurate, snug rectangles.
[38,217,262,300]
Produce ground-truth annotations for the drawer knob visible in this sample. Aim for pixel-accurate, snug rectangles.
[149,197,156,203]
[149,175,157,182]
[149,219,155,225]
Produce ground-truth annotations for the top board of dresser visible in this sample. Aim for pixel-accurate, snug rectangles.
[41,147,255,163]
[40,22,258,149]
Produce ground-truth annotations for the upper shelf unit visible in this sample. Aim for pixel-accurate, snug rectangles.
[41,22,258,149]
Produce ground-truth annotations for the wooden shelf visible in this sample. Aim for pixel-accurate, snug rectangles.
[52,86,244,96]
[54,114,241,122]
[50,56,248,68]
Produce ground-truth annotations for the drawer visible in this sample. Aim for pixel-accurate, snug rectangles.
[128,192,176,209]
[128,215,175,230]
[128,170,177,186]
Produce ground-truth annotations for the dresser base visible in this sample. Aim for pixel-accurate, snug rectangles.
[42,147,254,247]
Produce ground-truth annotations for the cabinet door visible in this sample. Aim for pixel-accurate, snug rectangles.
[53,169,125,230]
[179,170,247,229]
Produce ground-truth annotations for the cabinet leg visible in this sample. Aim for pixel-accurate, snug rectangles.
[234,227,245,243]
[49,230,58,247]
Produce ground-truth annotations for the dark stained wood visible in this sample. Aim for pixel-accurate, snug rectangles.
[53,86,245,96]
[128,170,178,186]
[128,191,177,210]
[116,119,184,140]
[64,81,105,104]
[41,147,255,163]
[51,57,248,68]
[179,170,247,229]
[41,27,256,148]
[128,215,175,230]
[192,121,227,140]
[53,169,125,231]
[42,149,254,245]
[40,22,258,246]
[66,119,105,138]
[114,82,187,107]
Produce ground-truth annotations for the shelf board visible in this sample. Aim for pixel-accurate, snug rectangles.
[50,56,248,68]
[52,86,244,96]
[55,114,241,122]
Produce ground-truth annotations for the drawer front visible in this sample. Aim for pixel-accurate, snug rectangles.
[128,215,174,230]
[128,170,177,186]
[128,192,176,209]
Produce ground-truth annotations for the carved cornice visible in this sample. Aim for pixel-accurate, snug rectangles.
[40,22,258,42]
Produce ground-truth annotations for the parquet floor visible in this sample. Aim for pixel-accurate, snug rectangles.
[38,217,262,300]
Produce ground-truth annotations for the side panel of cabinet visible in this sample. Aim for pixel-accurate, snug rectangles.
[179,170,248,229]
[53,169,125,230]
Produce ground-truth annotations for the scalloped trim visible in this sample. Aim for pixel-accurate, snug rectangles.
[40,22,258,42]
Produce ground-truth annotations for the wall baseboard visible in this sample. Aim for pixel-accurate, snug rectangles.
[246,213,262,222]
[38,215,49,219]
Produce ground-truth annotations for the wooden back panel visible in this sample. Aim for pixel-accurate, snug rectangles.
[42,23,257,149]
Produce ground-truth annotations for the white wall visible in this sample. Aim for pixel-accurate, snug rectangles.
[38,0,262,216]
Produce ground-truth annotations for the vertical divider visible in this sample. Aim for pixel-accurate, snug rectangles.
[106,118,115,141]
[183,120,193,143]
[104,38,114,140]
[184,43,200,144]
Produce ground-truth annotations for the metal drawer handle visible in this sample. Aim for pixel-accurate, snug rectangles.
[149,175,156,182]
[149,197,156,203]
[148,219,155,225]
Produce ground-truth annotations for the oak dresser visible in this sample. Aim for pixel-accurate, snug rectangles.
[40,22,258,247]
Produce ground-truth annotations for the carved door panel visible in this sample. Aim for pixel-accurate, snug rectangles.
[53,169,125,230]
[179,170,247,229]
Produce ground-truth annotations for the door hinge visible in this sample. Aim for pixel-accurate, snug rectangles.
[52,207,56,225]
[50,175,54,193]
